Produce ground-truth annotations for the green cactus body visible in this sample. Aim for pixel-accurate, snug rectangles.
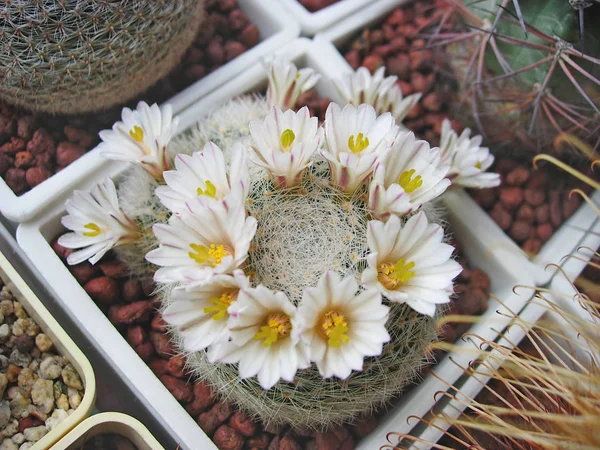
[115,94,440,430]
[0,1,204,114]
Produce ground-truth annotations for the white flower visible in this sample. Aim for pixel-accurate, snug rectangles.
[334,67,421,123]
[99,101,179,180]
[298,272,389,379]
[209,285,309,390]
[58,178,138,266]
[368,131,451,220]
[322,103,397,193]
[163,270,250,352]
[249,106,323,188]
[145,185,257,284]
[155,141,249,214]
[439,119,500,189]
[267,57,321,111]
[362,212,462,317]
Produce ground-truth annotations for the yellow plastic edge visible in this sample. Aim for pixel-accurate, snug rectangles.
[0,250,96,449]
[52,412,165,450]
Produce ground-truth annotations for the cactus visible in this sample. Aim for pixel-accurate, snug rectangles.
[429,0,600,158]
[58,61,498,432]
[0,1,204,114]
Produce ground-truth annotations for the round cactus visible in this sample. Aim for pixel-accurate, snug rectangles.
[0,1,204,114]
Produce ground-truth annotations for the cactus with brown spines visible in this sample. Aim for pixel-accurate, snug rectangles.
[0,1,204,114]
[427,0,600,158]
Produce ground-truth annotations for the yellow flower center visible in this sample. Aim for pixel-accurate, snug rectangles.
[280,129,296,152]
[204,292,237,321]
[254,312,292,347]
[318,310,350,347]
[475,161,482,169]
[398,169,423,194]
[377,259,416,290]
[82,222,102,237]
[188,243,230,267]
[129,125,144,143]
[348,133,370,154]
[196,180,217,197]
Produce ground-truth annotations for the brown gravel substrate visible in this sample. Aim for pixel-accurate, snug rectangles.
[0,0,260,196]
[50,230,489,450]
[470,159,595,255]
[298,0,340,12]
[339,0,462,147]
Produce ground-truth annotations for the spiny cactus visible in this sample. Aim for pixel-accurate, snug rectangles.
[429,0,600,157]
[57,61,498,431]
[0,1,204,114]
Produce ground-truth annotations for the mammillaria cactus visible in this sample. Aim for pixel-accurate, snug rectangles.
[57,59,499,430]
[0,1,204,114]
[430,0,600,157]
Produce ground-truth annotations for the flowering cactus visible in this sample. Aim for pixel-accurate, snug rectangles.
[58,58,499,429]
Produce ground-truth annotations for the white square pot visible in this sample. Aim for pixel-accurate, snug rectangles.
[17,38,535,450]
[279,0,378,36]
[0,0,299,224]
[314,0,600,286]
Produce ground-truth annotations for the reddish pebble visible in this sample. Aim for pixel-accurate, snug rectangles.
[470,268,491,292]
[56,142,85,167]
[509,220,531,243]
[63,125,94,147]
[151,313,168,333]
[224,41,247,61]
[240,24,260,47]
[499,187,523,211]
[126,326,147,347]
[490,204,512,231]
[471,188,497,209]
[362,54,384,73]
[185,381,216,416]
[344,50,361,70]
[537,223,554,243]
[148,358,169,376]
[5,168,27,194]
[524,189,545,207]
[160,374,194,403]
[516,204,534,224]
[17,116,35,140]
[228,9,248,30]
[535,204,550,224]
[207,40,225,66]
[339,436,356,450]
[0,153,12,176]
[228,410,256,437]
[213,425,244,450]
[26,166,52,188]
[166,355,187,378]
[352,415,378,437]
[149,331,175,359]
[52,239,73,260]
[98,259,128,278]
[387,8,407,25]
[549,190,563,227]
[247,433,270,449]
[122,279,142,303]
[279,436,302,450]
[70,263,96,284]
[386,54,410,80]
[133,340,154,361]
[460,288,488,316]
[315,427,349,450]
[18,416,44,433]
[109,301,154,326]
[198,411,220,435]
[422,92,442,112]
[397,80,413,96]
[26,128,54,155]
[14,151,34,169]
[522,238,542,255]
[527,170,548,189]
[506,166,529,186]
[84,276,119,305]
[0,137,25,155]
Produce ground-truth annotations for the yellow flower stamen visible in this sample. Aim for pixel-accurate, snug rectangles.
[82,222,102,237]
[348,133,370,154]
[318,310,350,347]
[188,243,230,267]
[254,312,292,347]
[398,169,423,194]
[377,259,416,290]
[204,292,237,321]
[280,129,296,152]
[475,161,482,169]
[196,180,217,197]
[129,125,144,143]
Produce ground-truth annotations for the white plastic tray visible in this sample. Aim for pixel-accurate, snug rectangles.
[314,0,600,286]
[279,0,378,36]
[17,38,535,450]
[0,0,299,223]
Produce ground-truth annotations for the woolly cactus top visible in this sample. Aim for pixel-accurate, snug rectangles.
[57,58,499,429]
